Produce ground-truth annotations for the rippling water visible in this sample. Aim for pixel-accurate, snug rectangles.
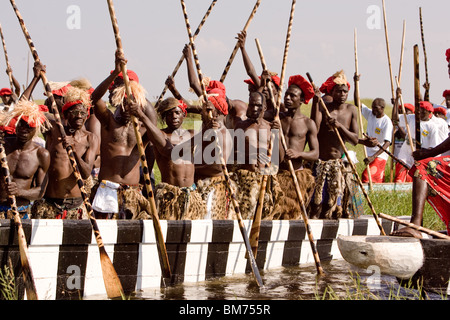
[130,260,447,301]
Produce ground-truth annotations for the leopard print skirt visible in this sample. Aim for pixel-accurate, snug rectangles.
[155,182,207,220]
[196,175,237,220]
[231,169,284,220]
[267,168,315,220]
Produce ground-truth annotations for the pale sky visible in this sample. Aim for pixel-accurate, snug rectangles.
[0,0,449,107]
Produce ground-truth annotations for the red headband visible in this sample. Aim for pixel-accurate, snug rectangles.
[320,76,350,94]
[244,75,281,88]
[288,75,315,104]
[62,100,90,118]
[419,101,434,112]
[434,106,447,116]
[403,103,415,113]
[443,90,450,98]
[208,88,228,115]
[178,100,187,115]
[0,88,12,96]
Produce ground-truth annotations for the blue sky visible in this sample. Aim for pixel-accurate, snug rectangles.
[1,0,449,106]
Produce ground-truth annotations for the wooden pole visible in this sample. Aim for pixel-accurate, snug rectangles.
[395,77,414,153]
[307,73,386,236]
[180,0,264,288]
[414,45,421,150]
[106,0,172,283]
[379,213,450,240]
[364,133,410,170]
[219,0,262,83]
[154,0,218,109]
[0,142,38,300]
[253,37,324,277]
[10,0,124,299]
[419,7,430,102]
[0,23,14,93]
[354,28,373,191]
[381,0,396,182]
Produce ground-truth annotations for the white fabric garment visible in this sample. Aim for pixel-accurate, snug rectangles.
[361,104,393,161]
[398,114,450,167]
[92,180,121,213]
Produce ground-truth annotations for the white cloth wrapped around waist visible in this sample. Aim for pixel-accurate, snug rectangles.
[92,180,121,213]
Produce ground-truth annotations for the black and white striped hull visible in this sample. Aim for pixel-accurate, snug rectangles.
[0,216,397,300]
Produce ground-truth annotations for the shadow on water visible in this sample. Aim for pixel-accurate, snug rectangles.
[133,260,448,300]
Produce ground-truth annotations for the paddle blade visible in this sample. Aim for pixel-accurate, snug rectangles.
[99,247,123,299]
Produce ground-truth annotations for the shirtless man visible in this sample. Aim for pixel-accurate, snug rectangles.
[0,101,50,219]
[309,70,361,219]
[32,86,99,219]
[270,74,319,220]
[232,91,283,219]
[89,51,156,219]
[182,44,248,129]
[193,91,235,219]
[237,30,284,121]
[130,97,206,220]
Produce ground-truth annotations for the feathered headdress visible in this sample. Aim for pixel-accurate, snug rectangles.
[110,81,147,110]
[1,99,51,136]
[62,86,92,117]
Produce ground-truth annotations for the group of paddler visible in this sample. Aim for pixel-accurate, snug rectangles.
[1,0,450,299]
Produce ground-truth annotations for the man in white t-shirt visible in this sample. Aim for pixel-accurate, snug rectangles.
[396,101,449,182]
[0,88,16,112]
[359,98,393,183]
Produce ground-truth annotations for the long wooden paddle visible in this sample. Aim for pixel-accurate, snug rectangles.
[381,0,396,182]
[154,0,218,109]
[353,28,373,191]
[419,7,430,102]
[219,0,262,83]
[379,213,450,241]
[0,142,38,300]
[252,38,325,276]
[0,23,14,93]
[413,45,421,150]
[180,0,264,288]
[105,0,172,284]
[10,0,124,299]
[307,73,386,236]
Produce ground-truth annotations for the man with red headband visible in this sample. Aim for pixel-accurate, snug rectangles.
[89,50,156,220]
[268,74,319,220]
[130,97,206,220]
[181,44,248,129]
[229,90,283,220]
[0,99,50,219]
[309,70,362,219]
[359,98,393,183]
[237,30,286,121]
[396,101,449,183]
[32,86,99,219]
[392,102,415,182]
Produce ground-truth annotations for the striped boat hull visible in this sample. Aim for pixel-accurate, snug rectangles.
[0,216,398,300]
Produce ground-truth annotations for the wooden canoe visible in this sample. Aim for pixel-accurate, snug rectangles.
[337,235,450,295]
[0,215,399,300]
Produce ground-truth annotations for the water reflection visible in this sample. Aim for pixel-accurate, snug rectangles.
[133,260,447,300]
